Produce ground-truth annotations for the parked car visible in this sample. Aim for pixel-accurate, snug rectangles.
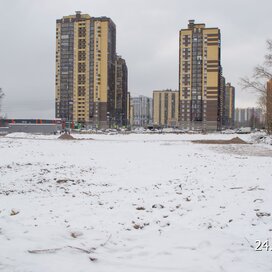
[236,127,251,134]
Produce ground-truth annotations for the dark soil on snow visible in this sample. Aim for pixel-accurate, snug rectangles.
[58,133,75,140]
[192,137,248,145]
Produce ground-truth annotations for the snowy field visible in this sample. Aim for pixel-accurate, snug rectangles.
[0,133,272,272]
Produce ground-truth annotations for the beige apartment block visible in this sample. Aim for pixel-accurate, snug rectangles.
[126,92,131,126]
[224,83,235,128]
[55,12,116,129]
[179,20,222,131]
[115,56,128,127]
[153,90,179,128]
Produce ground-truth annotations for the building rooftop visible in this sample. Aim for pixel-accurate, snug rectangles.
[188,19,205,29]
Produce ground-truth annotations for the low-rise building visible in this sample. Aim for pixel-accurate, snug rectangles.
[153,90,179,128]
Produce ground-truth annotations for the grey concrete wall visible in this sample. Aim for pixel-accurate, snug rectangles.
[0,127,9,135]
[8,124,62,134]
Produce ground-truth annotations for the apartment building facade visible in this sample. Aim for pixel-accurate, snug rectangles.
[130,95,153,127]
[115,56,128,127]
[179,20,222,131]
[126,92,131,127]
[235,108,265,128]
[223,83,235,128]
[153,90,179,128]
[218,75,226,130]
[55,12,118,129]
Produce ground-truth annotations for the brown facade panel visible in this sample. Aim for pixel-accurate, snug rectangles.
[207,43,219,46]
[207,87,218,90]
[206,100,218,121]
[207,34,219,37]
[206,100,218,107]
[98,102,108,123]
[207,65,219,68]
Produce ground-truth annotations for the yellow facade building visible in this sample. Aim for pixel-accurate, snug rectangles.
[224,83,235,128]
[55,12,117,128]
[179,20,221,131]
[153,90,179,128]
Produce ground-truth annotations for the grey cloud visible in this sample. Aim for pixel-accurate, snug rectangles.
[0,0,271,118]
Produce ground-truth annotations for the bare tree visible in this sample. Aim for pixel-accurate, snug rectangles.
[0,88,4,116]
[240,39,272,134]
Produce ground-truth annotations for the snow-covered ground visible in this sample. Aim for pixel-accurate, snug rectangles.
[0,133,272,272]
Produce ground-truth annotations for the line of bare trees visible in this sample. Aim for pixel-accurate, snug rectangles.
[0,88,4,117]
[240,39,272,134]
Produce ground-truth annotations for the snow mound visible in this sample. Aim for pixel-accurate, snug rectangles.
[250,133,272,145]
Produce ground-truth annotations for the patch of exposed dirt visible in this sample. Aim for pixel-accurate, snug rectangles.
[192,137,248,145]
[58,133,75,140]
[58,133,93,141]
[211,144,272,157]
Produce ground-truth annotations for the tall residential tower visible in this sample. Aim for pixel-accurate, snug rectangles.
[55,12,117,128]
[179,20,222,131]
[223,82,235,128]
[115,56,128,127]
[130,95,153,127]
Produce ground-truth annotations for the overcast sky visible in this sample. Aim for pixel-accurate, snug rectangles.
[0,0,271,118]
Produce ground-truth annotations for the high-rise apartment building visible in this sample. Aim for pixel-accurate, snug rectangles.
[219,75,226,130]
[55,12,117,129]
[235,108,265,128]
[127,92,131,127]
[223,83,235,128]
[153,90,179,128]
[131,95,153,127]
[179,20,222,131]
[115,56,128,127]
